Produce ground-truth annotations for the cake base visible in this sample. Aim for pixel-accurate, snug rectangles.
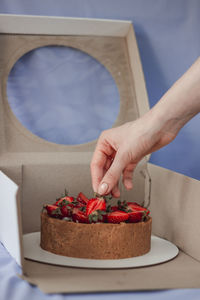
[40,211,152,259]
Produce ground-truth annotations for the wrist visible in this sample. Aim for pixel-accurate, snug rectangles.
[149,57,200,136]
[151,99,188,137]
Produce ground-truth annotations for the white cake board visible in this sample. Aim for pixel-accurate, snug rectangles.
[23,232,179,269]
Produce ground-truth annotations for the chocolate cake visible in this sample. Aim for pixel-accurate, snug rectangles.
[40,211,152,259]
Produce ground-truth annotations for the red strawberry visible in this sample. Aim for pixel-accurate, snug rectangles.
[44,205,61,218]
[54,196,75,218]
[128,210,144,222]
[60,205,73,217]
[72,208,89,223]
[74,201,85,209]
[107,210,129,223]
[88,210,107,223]
[127,203,149,214]
[77,192,89,205]
[54,196,74,206]
[126,202,147,211]
[126,202,150,223]
[111,206,119,212]
[86,197,106,216]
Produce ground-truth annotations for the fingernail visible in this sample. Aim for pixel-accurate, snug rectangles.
[98,182,108,195]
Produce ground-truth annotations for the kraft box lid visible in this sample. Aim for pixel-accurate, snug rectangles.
[0,14,200,294]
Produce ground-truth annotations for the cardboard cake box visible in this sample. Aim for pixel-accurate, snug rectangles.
[0,14,200,293]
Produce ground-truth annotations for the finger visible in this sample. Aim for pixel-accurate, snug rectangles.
[122,162,137,190]
[90,137,115,192]
[105,156,114,171]
[90,149,107,192]
[97,150,128,195]
[111,183,120,198]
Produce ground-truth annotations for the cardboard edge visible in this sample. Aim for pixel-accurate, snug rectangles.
[147,162,200,188]
[0,13,132,37]
[18,273,38,286]
[16,184,25,270]
[126,25,150,117]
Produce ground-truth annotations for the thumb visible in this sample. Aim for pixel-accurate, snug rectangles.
[97,150,128,195]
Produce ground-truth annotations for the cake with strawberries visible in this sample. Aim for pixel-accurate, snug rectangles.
[40,191,152,259]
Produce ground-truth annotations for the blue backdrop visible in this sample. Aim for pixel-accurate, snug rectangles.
[7,46,120,145]
[0,1,200,300]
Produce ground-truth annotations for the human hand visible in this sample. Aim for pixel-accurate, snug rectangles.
[90,111,176,198]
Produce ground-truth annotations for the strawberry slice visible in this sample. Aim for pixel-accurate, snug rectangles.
[126,202,148,210]
[126,202,150,214]
[44,205,62,218]
[72,207,89,223]
[54,196,74,206]
[128,210,144,222]
[86,197,106,216]
[77,192,89,205]
[107,210,129,223]
[126,202,150,223]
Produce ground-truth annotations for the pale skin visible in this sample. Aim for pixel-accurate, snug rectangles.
[90,57,200,197]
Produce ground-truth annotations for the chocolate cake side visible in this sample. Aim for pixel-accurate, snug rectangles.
[40,211,152,259]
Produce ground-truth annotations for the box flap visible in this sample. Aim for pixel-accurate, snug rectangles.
[0,170,24,267]
[0,14,149,155]
[148,163,200,262]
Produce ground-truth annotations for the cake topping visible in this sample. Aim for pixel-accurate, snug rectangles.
[43,204,62,218]
[107,210,129,223]
[43,190,150,224]
[117,200,150,222]
[72,207,90,223]
[77,192,89,205]
[54,189,77,206]
[86,197,106,216]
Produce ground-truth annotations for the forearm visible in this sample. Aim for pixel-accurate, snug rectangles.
[151,57,200,136]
